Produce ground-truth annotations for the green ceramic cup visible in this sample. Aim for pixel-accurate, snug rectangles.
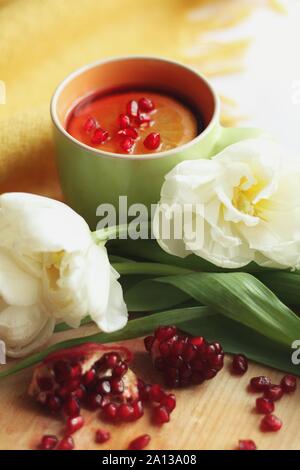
[51,56,262,229]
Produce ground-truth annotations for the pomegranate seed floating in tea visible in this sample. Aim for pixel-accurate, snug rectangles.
[67,90,201,155]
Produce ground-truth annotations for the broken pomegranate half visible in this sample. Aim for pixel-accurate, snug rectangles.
[144,326,224,388]
[29,342,139,418]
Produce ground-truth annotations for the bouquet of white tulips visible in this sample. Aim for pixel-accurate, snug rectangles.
[1,137,300,379]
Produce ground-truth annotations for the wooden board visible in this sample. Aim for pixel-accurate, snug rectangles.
[0,324,299,450]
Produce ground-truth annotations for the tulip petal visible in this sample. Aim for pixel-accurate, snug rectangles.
[0,248,40,306]
[0,304,55,357]
[0,193,91,253]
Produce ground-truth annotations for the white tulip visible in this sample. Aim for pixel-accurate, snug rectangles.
[0,193,127,357]
[153,138,300,270]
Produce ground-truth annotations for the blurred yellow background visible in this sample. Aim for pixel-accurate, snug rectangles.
[0,0,283,199]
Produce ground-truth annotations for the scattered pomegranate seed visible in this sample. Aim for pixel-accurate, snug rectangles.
[39,435,58,450]
[231,354,248,375]
[138,97,155,112]
[256,397,275,414]
[91,128,109,145]
[63,396,80,417]
[152,405,170,425]
[264,385,283,402]
[119,113,131,129]
[146,326,224,388]
[261,414,282,432]
[66,416,84,435]
[57,435,74,450]
[238,440,257,450]
[95,429,111,444]
[128,434,151,450]
[160,393,176,412]
[118,127,138,139]
[120,137,135,153]
[126,100,139,117]
[149,384,164,402]
[144,132,161,150]
[83,116,97,133]
[281,375,297,393]
[249,376,271,392]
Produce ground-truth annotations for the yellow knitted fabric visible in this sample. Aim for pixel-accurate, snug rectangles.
[0,0,283,199]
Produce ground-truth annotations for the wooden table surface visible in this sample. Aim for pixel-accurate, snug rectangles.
[0,324,299,451]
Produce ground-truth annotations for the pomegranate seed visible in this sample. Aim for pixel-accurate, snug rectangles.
[144,132,161,150]
[232,354,248,375]
[104,352,121,369]
[138,97,155,112]
[238,440,257,450]
[110,378,124,395]
[95,429,111,444]
[281,375,297,393]
[37,377,53,391]
[118,403,133,421]
[96,379,111,395]
[83,368,96,387]
[66,416,84,435]
[70,363,82,379]
[91,128,109,145]
[147,326,224,388]
[149,384,164,402]
[113,362,128,377]
[264,385,283,402]
[72,384,86,400]
[120,137,135,153]
[152,405,170,425]
[139,383,151,402]
[58,379,81,398]
[261,414,282,432]
[132,400,144,420]
[83,116,97,133]
[118,127,138,139]
[119,113,130,129]
[189,336,205,348]
[155,326,177,341]
[39,435,58,450]
[47,395,62,413]
[63,396,80,417]
[160,393,176,412]
[128,434,151,450]
[86,392,102,410]
[57,436,74,450]
[103,403,118,421]
[126,100,139,117]
[53,360,71,383]
[249,376,271,392]
[256,397,275,414]
[137,113,151,126]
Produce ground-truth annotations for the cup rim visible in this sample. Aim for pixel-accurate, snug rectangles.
[50,55,220,161]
